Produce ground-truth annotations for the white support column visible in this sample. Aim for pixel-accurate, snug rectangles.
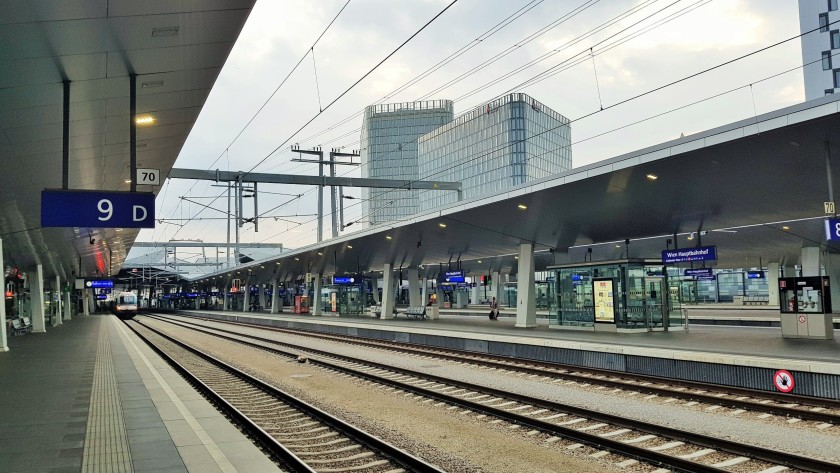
[515,243,537,328]
[271,276,279,314]
[491,271,501,303]
[0,238,8,352]
[825,255,840,313]
[258,283,266,310]
[381,264,395,318]
[223,278,231,311]
[372,276,380,304]
[64,289,72,321]
[767,262,780,307]
[421,278,428,306]
[435,282,444,308]
[243,277,250,312]
[313,275,323,316]
[53,275,62,326]
[801,247,821,277]
[471,283,479,305]
[83,289,90,316]
[408,268,420,307]
[31,265,46,332]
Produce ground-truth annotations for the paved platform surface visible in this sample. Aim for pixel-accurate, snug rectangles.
[0,314,280,473]
[183,309,840,375]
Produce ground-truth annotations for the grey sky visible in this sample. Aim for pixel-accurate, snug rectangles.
[134,0,805,274]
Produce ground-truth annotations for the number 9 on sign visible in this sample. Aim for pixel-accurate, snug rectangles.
[97,199,112,221]
[824,218,840,241]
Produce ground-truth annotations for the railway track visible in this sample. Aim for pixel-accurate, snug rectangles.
[124,318,446,473]
[142,313,840,473]
[165,311,840,426]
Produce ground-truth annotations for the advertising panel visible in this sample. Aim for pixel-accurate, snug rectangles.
[593,278,615,323]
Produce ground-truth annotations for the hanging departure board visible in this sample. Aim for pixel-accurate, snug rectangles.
[593,278,615,323]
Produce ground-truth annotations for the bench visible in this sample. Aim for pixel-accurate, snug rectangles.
[371,305,382,317]
[11,317,32,336]
[404,306,426,319]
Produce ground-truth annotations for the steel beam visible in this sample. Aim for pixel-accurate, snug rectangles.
[132,242,284,248]
[169,168,461,190]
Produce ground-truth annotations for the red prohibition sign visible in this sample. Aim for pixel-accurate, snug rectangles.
[774,369,795,393]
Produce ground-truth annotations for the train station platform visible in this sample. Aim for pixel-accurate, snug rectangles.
[180,308,840,400]
[0,314,280,473]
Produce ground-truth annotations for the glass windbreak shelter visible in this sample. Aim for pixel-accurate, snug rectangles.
[548,259,685,332]
[324,274,366,316]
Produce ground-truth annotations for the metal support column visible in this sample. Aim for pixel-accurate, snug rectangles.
[130,73,137,192]
[330,160,337,238]
[0,238,8,352]
[62,80,70,189]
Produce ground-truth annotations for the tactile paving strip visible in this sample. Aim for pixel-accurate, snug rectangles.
[81,323,133,472]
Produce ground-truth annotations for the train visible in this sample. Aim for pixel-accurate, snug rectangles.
[110,291,139,320]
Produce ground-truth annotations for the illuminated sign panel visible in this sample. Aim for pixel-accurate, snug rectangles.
[593,278,615,323]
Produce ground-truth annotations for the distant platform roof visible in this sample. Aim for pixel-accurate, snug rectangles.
[194,93,840,283]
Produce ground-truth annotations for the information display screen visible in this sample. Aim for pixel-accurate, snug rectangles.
[593,278,615,323]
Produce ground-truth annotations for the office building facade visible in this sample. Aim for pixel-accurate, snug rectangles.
[360,100,454,225]
[799,0,840,100]
[417,93,571,212]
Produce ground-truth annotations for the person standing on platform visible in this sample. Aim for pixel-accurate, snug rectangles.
[489,296,499,320]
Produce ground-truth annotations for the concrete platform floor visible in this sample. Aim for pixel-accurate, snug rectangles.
[0,314,280,473]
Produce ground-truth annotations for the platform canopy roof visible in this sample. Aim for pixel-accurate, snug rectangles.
[0,0,255,282]
[193,94,840,285]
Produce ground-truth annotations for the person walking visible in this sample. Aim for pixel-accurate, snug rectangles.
[489,296,499,320]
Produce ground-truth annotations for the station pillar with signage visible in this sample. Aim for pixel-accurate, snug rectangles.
[779,277,834,340]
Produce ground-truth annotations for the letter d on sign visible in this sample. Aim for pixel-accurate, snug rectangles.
[133,205,147,222]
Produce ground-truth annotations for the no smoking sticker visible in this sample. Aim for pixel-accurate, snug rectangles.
[774,369,795,393]
[798,315,806,323]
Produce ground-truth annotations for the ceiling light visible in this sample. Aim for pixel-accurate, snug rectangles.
[782,225,790,231]
[294,257,299,261]
[347,245,353,249]
[514,256,519,259]
[135,116,155,126]
[517,204,527,210]
[477,260,482,264]
[141,80,164,89]
[276,262,281,265]
[317,252,323,256]
[438,222,447,228]
[151,26,179,37]
[260,265,264,269]
[124,179,132,183]
[646,174,658,181]
[616,244,621,247]
[687,235,694,240]
[386,235,392,240]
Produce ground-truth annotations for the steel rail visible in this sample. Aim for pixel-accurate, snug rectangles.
[131,318,446,473]
[172,311,840,415]
[122,319,315,473]
[146,313,840,473]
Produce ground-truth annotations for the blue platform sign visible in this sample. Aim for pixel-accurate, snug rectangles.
[825,218,840,241]
[333,275,359,285]
[41,190,155,228]
[747,270,765,279]
[662,246,717,264]
[85,279,113,289]
[684,268,713,278]
[442,270,465,283]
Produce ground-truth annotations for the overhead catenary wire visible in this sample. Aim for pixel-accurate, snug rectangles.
[254,20,840,248]
[166,0,461,242]
[160,0,352,240]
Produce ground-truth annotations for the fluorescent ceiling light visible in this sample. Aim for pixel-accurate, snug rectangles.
[135,116,155,125]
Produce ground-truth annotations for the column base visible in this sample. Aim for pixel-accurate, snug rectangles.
[0,346,9,352]
[514,323,537,328]
[32,329,46,333]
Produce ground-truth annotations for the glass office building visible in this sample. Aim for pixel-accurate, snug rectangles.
[360,100,454,225]
[417,93,571,211]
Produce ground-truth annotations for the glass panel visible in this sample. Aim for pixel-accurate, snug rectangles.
[645,278,665,329]
[824,51,832,70]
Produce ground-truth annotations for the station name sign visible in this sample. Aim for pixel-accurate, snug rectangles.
[333,275,359,285]
[441,270,465,284]
[76,278,114,289]
[746,270,765,279]
[684,268,713,278]
[41,190,155,228]
[662,246,717,264]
